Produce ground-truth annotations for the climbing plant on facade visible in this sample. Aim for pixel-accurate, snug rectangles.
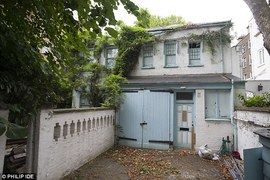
[188,22,233,55]
[113,26,154,77]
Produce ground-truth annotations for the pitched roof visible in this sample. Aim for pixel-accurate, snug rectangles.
[126,73,242,85]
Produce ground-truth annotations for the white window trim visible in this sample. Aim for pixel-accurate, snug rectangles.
[258,48,265,66]
[205,89,231,120]
[164,40,178,67]
[142,44,154,68]
[188,41,203,67]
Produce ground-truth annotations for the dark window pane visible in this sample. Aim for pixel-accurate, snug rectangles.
[176,92,193,100]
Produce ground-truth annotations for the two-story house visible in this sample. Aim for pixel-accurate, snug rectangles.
[114,21,245,151]
[77,21,245,151]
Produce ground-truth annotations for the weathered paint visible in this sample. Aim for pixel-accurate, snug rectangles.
[175,103,194,148]
[194,89,233,151]
[118,91,173,150]
[234,110,270,159]
[99,26,240,78]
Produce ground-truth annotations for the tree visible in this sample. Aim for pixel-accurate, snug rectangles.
[135,8,186,28]
[0,0,139,137]
[243,0,270,54]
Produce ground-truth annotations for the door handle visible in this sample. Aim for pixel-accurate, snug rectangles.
[140,122,147,126]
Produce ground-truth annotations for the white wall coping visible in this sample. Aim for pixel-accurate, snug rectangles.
[51,107,114,114]
[234,109,270,127]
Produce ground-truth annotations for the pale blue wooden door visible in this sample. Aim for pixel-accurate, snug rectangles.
[142,91,171,149]
[118,91,143,148]
[118,91,171,149]
[175,104,193,148]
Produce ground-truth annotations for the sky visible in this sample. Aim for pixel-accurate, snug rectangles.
[115,0,253,43]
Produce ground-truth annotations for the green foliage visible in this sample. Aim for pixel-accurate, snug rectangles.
[101,74,127,109]
[136,8,186,28]
[238,93,270,107]
[80,62,109,107]
[188,22,232,55]
[114,26,154,77]
[0,0,139,135]
[0,116,27,138]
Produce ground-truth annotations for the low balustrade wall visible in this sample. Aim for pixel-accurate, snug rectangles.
[36,108,115,180]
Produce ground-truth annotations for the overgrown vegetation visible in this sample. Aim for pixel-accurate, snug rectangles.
[189,23,232,55]
[0,0,139,138]
[238,93,270,107]
[135,8,186,28]
[114,26,154,77]
[79,26,153,108]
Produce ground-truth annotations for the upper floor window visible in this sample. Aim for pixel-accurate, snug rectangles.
[258,48,265,65]
[188,42,201,66]
[164,41,177,67]
[106,47,118,68]
[205,89,230,119]
[249,54,252,65]
[142,45,154,68]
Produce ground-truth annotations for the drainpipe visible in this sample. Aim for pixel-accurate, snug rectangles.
[220,30,225,73]
[230,79,238,150]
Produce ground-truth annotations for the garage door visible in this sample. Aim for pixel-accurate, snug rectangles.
[118,90,172,149]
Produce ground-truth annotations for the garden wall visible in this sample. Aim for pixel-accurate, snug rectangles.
[234,108,270,159]
[36,108,115,180]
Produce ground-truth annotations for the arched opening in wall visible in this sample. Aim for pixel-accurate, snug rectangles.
[53,123,61,141]
[77,120,81,134]
[70,121,75,137]
[82,119,86,132]
[88,119,91,132]
[63,122,68,139]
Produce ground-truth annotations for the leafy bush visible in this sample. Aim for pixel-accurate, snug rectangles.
[238,93,270,107]
[101,74,127,109]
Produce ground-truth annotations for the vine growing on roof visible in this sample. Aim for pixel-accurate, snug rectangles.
[188,23,233,55]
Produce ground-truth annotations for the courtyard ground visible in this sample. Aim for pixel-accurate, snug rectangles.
[63,146,231,180]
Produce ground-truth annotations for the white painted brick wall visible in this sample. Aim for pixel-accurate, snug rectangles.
[194,90,233,151]
[36,108,115,180]
[234,110,270,159]
[0,110,8,175]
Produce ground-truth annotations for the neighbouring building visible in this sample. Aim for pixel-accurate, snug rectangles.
[73,21,245,151]
[236,34,252,80]
[248,18,270,80]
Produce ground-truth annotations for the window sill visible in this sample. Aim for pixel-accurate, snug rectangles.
[188,65,204,67]
[141,67,155,69]
[164,65,179,68]
[205,118,231,122]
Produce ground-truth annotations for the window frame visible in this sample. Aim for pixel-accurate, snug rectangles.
[105,47,118,68]
[188,41,202,67]
[258,48,265,66]
[164,40,178,68]
[142,44,154,68]
[205,89,231,121]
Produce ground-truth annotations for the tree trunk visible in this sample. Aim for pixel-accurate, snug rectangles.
[244,0,270,55]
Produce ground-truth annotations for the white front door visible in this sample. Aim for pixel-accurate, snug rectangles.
[175,104,193,148]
